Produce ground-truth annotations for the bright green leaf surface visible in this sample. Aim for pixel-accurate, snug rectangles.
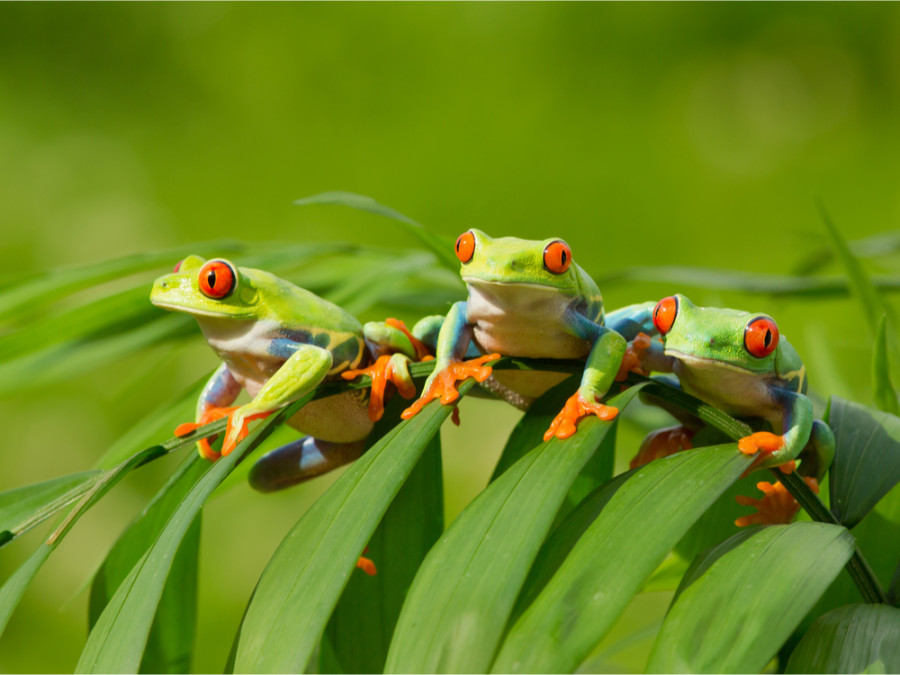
[0,471,100,546]
[77,404,291,674]
[787,604,900,674]
[232,385,467,674]
[323,398,444,674]
[828,396,900,528]
[492,444,753,674]
[649,522,855,674]
[0,443,168,639]
[89,454,206,674]
[385,387,643,674]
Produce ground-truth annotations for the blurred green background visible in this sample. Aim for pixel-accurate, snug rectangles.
[1,3,899,672]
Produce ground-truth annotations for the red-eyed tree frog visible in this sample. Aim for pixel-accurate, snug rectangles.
[628,294,835,525]
[400,230,656,440]
[150,255,436,492]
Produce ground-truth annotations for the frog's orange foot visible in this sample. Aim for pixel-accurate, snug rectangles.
[629,426,694,469]
[400,353,500,420]
[343,354,417,422]
[174,406,239,461]
[543,391,619,442]
[356,546,377,575]
[734,477,819,527]
[615,332,653,382]
[221,410,272,456]
[738,431,785,456]
[385,317,433,361]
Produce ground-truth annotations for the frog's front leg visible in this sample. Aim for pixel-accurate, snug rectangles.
[222,344,334,456]
[544,312,626,441]
[737,390,813,471]
[343,317,441,422]
[401,301,499,420]
[174,364,242,460]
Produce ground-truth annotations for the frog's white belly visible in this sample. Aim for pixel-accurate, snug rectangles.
[671,351,782,425]
[201,319,373,442]
[466,282,591,359]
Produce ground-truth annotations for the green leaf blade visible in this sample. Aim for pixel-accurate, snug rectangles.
[787,604,900,674]
[384,386,643,674]
[233,390,462,674]
[647,522,855,674]
[294,191,460,272]
[492,444,753,674]
[828,396,900,528]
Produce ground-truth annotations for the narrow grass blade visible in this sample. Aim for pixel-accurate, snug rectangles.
[89,454,207,673]
[594,265,900,299]
[818,201,893,331]
[828,396,900,528]
[787,604,900,673]
[0,442,168,639]
[232,385,469,674]
[324,400,443,674]
[492,444,753,674]
[0,240,244,323]
[0,471,101,546]
[77,401,292,674]
[0,315,194,396]
[648,523,855,674]
[385,386,644,674]
[295,191,460,272]
[874,315,899,415]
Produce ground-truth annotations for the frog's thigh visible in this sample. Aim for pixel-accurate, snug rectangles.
[249,436,367,492]
[285,389,374,443]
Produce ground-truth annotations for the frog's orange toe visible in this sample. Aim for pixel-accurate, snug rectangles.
[734,477,818,527]
[174,406,239,461]
[343,355,394,422]
[737,431,785,456]
[615,332,653,382]
[400,353,500,421]
[630,426,694,469]
[221,410,271,457]
[543,391,619,442]
[385,317,433,361]
[356,555,377,576]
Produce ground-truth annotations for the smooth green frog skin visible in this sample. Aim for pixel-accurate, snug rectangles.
[402,230,656,440]
[639,293,834,477]
[151,255,427,490]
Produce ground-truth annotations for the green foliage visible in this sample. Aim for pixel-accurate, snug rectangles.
[2,202,900,674]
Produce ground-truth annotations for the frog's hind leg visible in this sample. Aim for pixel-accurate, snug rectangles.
[248,437,367,492]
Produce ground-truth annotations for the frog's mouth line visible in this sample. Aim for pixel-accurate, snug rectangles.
[664,348,757,374]
[150,299,253,319]
[462,277,577,294]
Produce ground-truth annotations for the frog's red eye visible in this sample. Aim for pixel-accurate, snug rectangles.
[653,296,679,336]
[173,260,183,273]
[543,241,572,274]
[456,231,476,264]
[744,316,779,358]
[198,260,236,299]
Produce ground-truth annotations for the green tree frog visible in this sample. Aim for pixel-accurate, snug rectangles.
[629,294,834,525]
[150,255,434,491]
[400,230,655,440]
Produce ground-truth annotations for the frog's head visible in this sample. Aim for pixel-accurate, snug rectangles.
[454,229,592,298]
[652,294,781,374]
[150,255,272,321]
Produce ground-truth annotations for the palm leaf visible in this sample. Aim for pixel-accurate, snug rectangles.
[492,444,753,674]
[231,381,471,673]
[647,522,855,673]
